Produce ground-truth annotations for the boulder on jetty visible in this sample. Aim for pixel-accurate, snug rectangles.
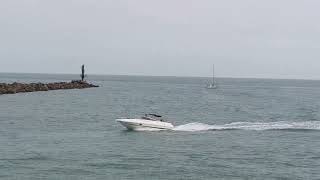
[0,80,98,95]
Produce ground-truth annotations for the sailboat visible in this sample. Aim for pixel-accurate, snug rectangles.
[207,64,217,89]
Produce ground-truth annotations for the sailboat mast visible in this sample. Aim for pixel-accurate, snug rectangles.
[212,64,215,83]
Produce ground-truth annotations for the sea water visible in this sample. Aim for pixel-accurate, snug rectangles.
[0,73,320,179]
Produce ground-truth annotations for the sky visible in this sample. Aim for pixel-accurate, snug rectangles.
[0,0,320,79]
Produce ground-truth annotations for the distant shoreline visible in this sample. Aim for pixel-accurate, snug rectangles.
[0,72,319,81]
[0,80,98,95]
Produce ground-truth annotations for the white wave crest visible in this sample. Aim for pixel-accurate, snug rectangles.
[172,121,320,132]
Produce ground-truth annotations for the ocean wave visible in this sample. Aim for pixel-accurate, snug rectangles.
[172,121,320,132]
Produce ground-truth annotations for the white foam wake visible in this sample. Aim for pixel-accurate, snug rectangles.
[172,121,320,132]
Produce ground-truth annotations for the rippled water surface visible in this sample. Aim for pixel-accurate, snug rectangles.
[1,73,320,179]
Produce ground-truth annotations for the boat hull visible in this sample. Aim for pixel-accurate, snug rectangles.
[207,84,217,89]
[116,119,174,131]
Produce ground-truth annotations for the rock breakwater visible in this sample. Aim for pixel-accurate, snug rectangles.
[0,80,98,95]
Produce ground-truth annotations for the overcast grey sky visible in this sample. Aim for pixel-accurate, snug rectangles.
[1,0,320,79]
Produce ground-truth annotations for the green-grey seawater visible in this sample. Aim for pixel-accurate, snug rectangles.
[0,73,320,179]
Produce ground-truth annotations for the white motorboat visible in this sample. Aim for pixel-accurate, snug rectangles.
[116,114,174,131]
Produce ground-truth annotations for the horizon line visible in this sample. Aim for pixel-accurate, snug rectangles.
[1,71,320,81]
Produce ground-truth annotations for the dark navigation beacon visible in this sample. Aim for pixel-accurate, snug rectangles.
[81,64,85,81]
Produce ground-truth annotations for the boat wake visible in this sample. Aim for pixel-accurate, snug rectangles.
[172,121,320,132]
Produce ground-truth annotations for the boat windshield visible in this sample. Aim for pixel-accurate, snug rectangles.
[141,114,163,121]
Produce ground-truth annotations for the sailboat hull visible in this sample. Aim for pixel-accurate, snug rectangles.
[207,84,217,89]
